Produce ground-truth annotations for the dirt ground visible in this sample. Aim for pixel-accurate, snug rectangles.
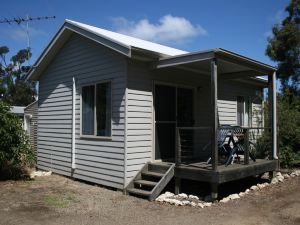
[0,175,299,225]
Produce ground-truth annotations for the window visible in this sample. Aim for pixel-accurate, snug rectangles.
[81,82,111,137]
[237,96,252,127]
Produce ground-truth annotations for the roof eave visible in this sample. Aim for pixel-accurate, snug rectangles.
[215,48,277,74]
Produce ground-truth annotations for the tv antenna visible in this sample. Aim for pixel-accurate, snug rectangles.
[0,15,56,62]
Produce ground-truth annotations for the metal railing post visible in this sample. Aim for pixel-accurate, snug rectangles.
[175,127,181,166]
[244,128,249,165]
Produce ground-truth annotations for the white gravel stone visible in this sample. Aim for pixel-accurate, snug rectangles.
[177,193,188,199]
[198,203,204,208]
[261,172,270,179]
[278,176,284,182]
[30,171,52,179]
[290,173,296,177]
[271,177,279,184]
[276,172,282,177]
[239,192,246,197]
[294,170,300,176]
[257,184,263,189]
[181,200,190,206]
[203,202,212,207]
[263,182,270,187]
[283,174,290,179]
[250,185,259,191]
[164,192,175,198]
[228,194,240,200]
[155,197,164,202]
[190,202,197,207]
[245,189,250,194]
[220,197,230,203]
[167,199,180,205]
[257,183,269,189]
[188,195,199,200]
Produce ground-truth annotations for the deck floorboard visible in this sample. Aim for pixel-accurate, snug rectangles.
[173,159,278,183]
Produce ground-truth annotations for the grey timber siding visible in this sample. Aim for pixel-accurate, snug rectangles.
[126,62,153,184]
[38,34,126,189]
[218,81,263,127]
[24,101,38,154]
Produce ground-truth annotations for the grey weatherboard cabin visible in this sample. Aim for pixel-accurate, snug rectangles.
[28,20,278,201]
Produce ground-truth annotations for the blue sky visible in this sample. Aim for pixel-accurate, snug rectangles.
[0,0,289,66]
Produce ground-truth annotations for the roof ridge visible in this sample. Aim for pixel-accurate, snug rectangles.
[65,19,188,56]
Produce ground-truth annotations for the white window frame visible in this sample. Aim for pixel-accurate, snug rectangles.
[237,96,252,127]
[80,80,112,139]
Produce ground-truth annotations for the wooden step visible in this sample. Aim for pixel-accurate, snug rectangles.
[148,163,171,173]
[127,188,151,197]
[142,171,164,178]
[134,180,157,187]
[125,162,175,201]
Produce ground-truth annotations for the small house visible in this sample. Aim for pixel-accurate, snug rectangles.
[28,20,278,200]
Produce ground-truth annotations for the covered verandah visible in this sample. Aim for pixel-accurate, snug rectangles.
[153,48,279,200]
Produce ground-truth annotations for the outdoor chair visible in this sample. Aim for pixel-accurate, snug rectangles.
[207,125,234,164]
[225,126,256,166]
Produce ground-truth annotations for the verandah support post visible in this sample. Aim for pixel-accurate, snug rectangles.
[268,71,278,162]
[211,58,218,171]
[175,127,181,194]
[211,183,218,201]
[175,178,181,195]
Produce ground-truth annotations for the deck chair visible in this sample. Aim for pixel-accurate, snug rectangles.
[207,125,234,164]
[225,126,256,166]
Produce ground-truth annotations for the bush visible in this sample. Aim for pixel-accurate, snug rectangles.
[0,102,35,179]
[257,90,300,168]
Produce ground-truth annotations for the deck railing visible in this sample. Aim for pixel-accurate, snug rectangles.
[175,126,272,169]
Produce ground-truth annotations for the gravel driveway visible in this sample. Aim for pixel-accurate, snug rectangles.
[0,174,299,225]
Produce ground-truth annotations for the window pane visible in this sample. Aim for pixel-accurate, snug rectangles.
[82,85,95,135]
[96,82,111,136]
[246,98,252,126]
[237,96,244,126]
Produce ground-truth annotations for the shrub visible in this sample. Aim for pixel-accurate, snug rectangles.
[0,102,35,179]
[257,91,300,168]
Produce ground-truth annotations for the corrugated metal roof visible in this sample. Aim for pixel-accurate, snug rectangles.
[66,19,188,57]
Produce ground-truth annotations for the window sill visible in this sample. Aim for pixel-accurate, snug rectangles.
[79,135,113,141]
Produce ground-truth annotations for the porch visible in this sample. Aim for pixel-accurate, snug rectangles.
[153,49,279,200]
[126,48,278,200]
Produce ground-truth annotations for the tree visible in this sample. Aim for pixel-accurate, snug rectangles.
[0,101,35,179]
[264,0,300,167]
[266,0,300,94]
[0,46,36,106]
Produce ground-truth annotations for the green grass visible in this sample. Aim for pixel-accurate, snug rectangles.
[45,194,75,208]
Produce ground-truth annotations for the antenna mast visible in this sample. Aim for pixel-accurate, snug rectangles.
[0,15,56,62]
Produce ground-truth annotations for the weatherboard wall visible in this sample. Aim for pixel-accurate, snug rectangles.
[37,33,127,189]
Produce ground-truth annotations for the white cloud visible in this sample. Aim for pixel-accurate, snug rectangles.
[274,10,285,23]
[111,15,207,44]
[264,10,287,40]
[268,10,287,24]
[4,26,47,42]
[263,30,273,39]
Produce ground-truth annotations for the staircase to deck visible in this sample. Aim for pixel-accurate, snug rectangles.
[126,162,175,201]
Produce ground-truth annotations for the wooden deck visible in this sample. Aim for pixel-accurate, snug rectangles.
[174,159,278,184]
